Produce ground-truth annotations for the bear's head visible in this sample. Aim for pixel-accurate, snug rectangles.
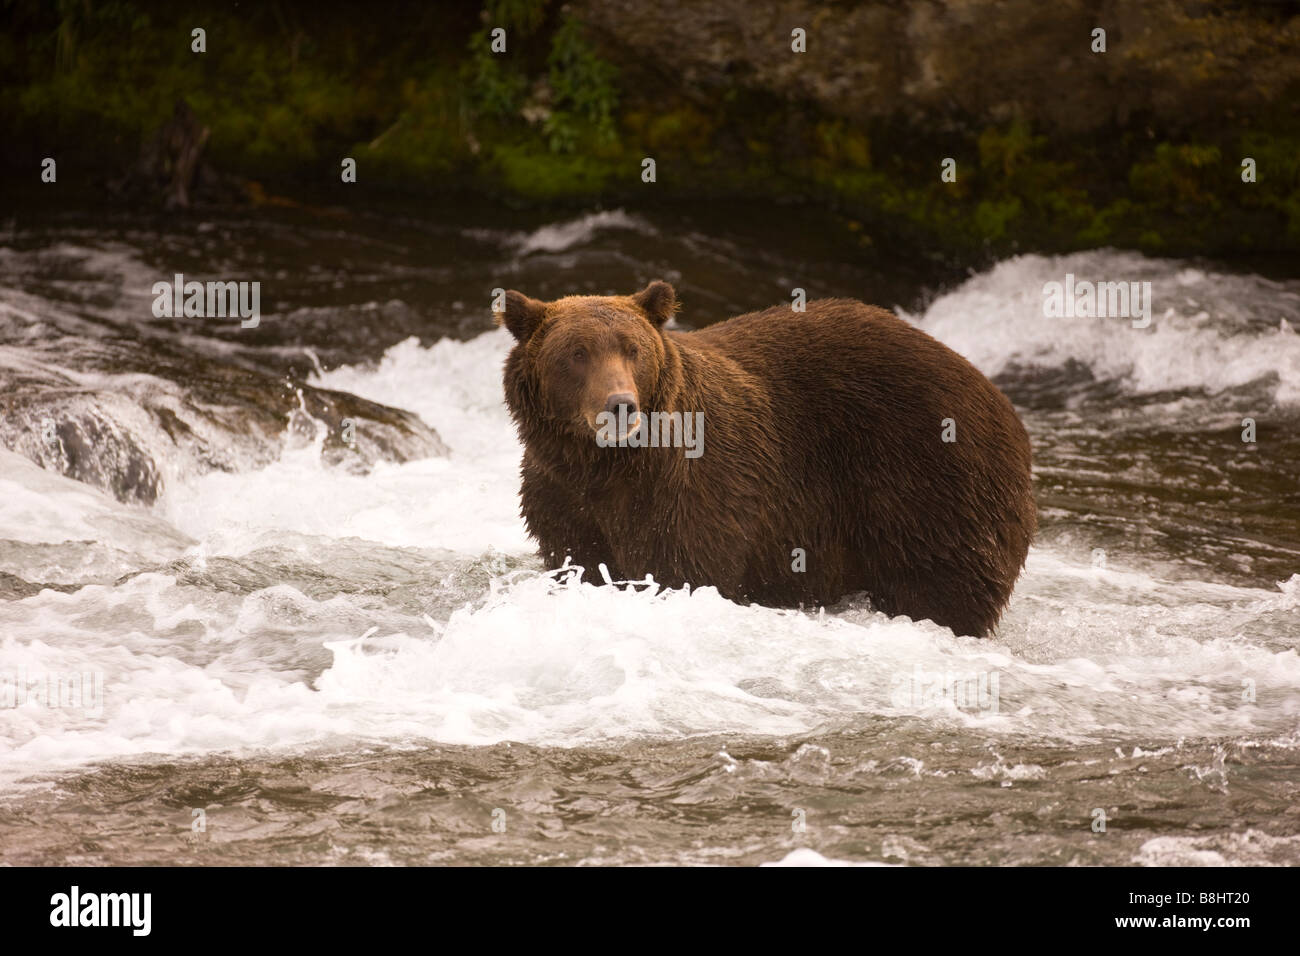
[500,281,679,443]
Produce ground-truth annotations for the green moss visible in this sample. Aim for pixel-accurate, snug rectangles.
[977,121,1041,177]
[1237,130,1300,242]
[1129,142,1224,210]
[814,119,871,169]
[974,197,1023,239]
[490,140,621,198]
[1077,198,1130,245]
[355,70,469,184]
[485,0,552,36]
[1138,230,1166,251]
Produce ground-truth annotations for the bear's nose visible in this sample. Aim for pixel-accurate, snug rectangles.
[605,393,639,418]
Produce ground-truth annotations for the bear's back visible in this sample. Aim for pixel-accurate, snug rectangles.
[677,300,1022,459]
[669,298,1035,636]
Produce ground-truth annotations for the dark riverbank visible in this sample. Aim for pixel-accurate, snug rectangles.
[5,0,1299,262]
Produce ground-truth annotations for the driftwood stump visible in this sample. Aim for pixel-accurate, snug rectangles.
[112,99,219,209]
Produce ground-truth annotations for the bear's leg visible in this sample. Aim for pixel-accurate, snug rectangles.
[519,462,621,583]
[653,512,751,601]
[871,569,1000,639]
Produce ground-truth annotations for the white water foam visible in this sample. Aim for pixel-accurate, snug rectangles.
[510,209,655,255]
[461,209,656,257]
[5,541,1292,785]
[158,329,528,556]
[903,250,1300,405]
[760,848,895,867]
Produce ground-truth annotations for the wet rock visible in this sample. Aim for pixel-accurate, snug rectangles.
[576,0,1300,135]
[0,337,449,505]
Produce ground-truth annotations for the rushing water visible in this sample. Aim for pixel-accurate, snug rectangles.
[1,198,1297,866]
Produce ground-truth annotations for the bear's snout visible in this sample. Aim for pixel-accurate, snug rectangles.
[599,391,642,438]
[604,392,639,419]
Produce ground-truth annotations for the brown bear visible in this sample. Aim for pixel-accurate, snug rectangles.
[500,281,1035,637]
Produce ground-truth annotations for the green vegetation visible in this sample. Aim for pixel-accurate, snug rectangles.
[4,0,1298,261]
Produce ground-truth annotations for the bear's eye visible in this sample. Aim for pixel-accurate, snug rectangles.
[571,347,587,364]
[627,344,639,360]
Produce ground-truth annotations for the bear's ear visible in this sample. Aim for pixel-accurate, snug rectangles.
[498,290,547,342]
[632,280,677,327]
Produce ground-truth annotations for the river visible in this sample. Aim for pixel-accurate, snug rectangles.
[1,197,1297,865]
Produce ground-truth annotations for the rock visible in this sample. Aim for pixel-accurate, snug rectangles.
[575,0,1300,135]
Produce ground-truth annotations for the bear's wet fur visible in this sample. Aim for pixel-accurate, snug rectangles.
[500,281,1035,637]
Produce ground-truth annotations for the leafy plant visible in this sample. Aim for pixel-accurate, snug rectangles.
[542,14,618,153]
